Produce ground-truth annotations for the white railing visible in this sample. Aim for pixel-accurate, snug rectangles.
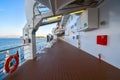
[0,44,30,79]
[0,40,54,79]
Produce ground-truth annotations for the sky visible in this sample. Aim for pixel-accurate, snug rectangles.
[0,0,56,37]
[37,23,57,36]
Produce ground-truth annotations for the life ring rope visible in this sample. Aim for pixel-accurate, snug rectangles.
[4,51,19,73]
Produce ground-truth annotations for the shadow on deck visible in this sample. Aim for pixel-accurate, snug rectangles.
[4,40,120,80]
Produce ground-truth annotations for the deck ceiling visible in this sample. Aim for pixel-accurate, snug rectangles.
[37,0,104,15]
[34,0,104,28]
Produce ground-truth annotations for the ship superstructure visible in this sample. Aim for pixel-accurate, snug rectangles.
[1,0,120,79]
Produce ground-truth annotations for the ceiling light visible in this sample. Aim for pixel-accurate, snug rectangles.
[70,10,85,15]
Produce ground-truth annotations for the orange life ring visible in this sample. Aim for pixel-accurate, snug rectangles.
[4,51,19,73]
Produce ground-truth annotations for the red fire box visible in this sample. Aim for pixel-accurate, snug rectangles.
[97,35,108,46]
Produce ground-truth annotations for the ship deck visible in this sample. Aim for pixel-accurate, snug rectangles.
[4,39,120,80]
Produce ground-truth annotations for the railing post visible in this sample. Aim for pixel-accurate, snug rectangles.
[18,48,21,66]
[31,29,36,59]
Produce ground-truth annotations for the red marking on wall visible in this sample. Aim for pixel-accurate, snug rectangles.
[97,35,108,46]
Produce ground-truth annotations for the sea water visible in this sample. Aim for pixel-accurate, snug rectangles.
[0,38,47,79]
[0,38,46,51]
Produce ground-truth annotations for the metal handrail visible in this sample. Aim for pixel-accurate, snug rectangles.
[0,43,32,78]
[0,44,30,53]
[0,41,48,78]
[0,43,31,67]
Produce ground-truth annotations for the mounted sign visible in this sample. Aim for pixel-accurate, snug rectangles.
[32,29,36,35]
[97,35,108,46]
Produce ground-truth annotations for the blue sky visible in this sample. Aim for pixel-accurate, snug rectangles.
[0,0,56,37]
[0,0,26,36]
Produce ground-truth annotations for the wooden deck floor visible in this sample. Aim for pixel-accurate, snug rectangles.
[4,40,120,80]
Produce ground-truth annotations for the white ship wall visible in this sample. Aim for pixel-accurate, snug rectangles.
[63,15,79,48]
[63,0,120,69]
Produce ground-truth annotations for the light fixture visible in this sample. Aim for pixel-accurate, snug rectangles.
[70,10,85,15]
[46,15,62,21]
